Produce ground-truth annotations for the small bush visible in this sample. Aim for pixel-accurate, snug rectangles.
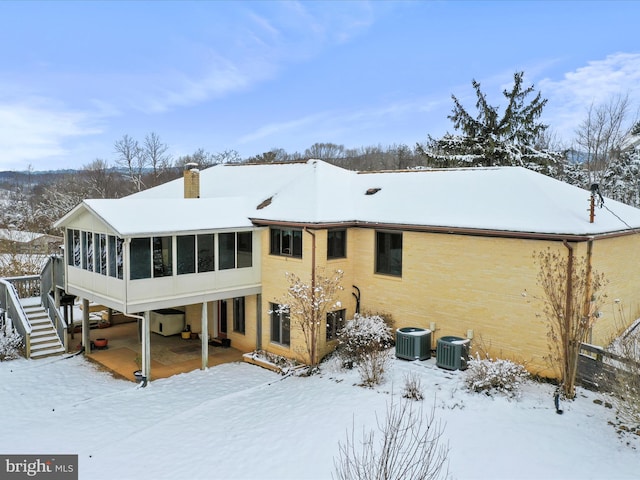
[357,349,391,387]
[402,372,425,401]
[608,328,640,427]
[334,397,449,480]
[337,314,393,368]
[0,330,23,361]
[337,314,394,386]
[464,355,529,398]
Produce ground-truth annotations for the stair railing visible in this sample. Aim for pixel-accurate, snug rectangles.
[40,255,68,351]
[43,290,68,352]
[0,278,32,358]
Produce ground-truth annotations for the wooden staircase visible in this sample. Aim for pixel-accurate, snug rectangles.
[21,302,65,359]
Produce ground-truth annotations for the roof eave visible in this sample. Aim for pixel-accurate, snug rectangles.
[250,217,635,241]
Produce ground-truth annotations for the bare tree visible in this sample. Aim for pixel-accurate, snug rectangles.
[0,252,45,277]
[30,174,93,232]
[176,148,216,169]
[535,247,607,398]
[114,134,146,191]
[81,159,128,198]
[142,132,172,186]
[574,93,633,184]
[247,150,278,164]
[305,142,346,161]
[334,398,449,480]
[277,268,344,369]
[211,149,242,165]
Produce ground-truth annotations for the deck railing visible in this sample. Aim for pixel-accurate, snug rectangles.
[0,278,32,357]
[44,290,68,351]
[577,342,640,390]
[4,274,41,299]
[2,256,68,356]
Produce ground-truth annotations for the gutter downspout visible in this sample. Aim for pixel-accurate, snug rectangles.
[583,239,594,344]
[304,227,317,366]
[123,312,148,387]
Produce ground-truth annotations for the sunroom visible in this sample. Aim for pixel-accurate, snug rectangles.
[54,196,262,381]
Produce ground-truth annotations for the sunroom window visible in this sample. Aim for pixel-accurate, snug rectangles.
[177,235,196,275]
[153,237,172,277]
[197,234,215,273]
[130,237,151,280]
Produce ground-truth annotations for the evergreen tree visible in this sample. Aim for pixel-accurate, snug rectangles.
[601,145,640,207]
[555,160,590,189]
[418,72,561,169]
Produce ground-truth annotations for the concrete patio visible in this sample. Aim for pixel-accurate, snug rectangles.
[75,321,244,382]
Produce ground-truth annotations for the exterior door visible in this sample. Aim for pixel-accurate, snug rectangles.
[218,300,228,338]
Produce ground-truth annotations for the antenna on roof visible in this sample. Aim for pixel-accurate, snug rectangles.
[589,184,604,223]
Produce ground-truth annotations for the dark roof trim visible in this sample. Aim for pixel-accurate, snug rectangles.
[249,218,634,242]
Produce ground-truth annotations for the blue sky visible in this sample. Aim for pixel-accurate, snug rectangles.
[1,1,639,171]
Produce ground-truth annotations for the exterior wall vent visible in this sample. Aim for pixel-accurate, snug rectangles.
[257,196,273,210]
[436,336,470,370]
[395,327,432,361]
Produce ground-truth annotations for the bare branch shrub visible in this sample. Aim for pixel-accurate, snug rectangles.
[464,354,529,398]
[535,247,607,398]
[278,268,344,369]
[402,372,425,401]
[337,314,393,386]
[357,349,391,388]
[607,315,640,427]
[337,314,393,368]
[333,398,449,480]
[0,330,23,361]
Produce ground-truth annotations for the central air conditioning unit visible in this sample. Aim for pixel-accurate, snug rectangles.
[395,327,432,361]
[436,336,470,370]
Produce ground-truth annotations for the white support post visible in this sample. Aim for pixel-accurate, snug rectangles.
[82,298,90,353]
[201,302,209,370]
[142,311,151,381]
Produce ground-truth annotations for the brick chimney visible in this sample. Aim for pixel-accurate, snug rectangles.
[184,162,200,199]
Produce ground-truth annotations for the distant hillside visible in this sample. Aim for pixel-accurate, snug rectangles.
[0,170,80,188]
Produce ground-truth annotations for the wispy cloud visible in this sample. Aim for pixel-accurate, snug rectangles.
[238,95,445,149]
[135,2,376,114]
[140,57,260,114]
[540,53,640,141]
[0,98,103,169]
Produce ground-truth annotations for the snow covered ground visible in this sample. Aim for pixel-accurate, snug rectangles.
[0,353,637,480]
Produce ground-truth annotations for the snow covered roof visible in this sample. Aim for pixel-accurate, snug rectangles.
[56,198,254,236]
[129,161,314,204]
[56,160,640,238]
[0,229,61,243]
[250,161,640,236]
